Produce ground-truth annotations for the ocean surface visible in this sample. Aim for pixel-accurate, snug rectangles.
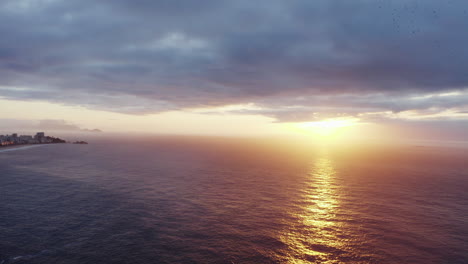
[1,137,467,264]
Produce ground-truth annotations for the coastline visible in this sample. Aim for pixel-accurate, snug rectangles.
[0,144,47,153]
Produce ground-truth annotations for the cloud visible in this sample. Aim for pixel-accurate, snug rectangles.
[81,128,102,133]
[206,90,468,123]
[37,119,102,132]
[0,0,468,121]
[0,119,102,133]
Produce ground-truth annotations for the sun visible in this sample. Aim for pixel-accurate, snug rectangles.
[300,118,358,135]
[285,118,360,141]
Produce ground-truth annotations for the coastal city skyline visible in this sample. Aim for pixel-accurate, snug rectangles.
[0,132,86,146]
[0,132,50,146]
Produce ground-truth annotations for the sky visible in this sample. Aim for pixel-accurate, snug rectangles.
[1,0,468,142]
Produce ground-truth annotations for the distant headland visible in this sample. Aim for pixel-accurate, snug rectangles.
[0,132,87,147]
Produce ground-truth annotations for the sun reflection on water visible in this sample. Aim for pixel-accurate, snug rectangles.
[280,151,346,263]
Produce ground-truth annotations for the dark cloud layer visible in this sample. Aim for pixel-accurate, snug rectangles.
[1,0,468,120]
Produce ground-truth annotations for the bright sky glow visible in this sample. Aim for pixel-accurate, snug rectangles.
[298,118,359,137]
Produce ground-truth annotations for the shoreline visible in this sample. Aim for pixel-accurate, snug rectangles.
[0,144,48,153]
[0,143,63,149]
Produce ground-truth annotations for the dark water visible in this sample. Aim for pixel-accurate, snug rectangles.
[1,138,467,264]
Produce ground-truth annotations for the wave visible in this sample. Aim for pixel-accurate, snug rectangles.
[1,241,83,263]
[4,249,54,263]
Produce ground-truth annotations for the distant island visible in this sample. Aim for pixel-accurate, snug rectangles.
[0,132,87,147]
[73,141,88,144]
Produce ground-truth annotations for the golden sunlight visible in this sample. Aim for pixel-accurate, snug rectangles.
[299,118,359,136]
[279,150,347,263]
[283,118,360,142]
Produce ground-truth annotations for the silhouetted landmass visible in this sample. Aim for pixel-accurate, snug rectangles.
[47,136,67,144]
[0,132,83,147]
[73,141,88,144]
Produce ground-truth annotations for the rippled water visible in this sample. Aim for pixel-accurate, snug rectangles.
[1,138,467,263]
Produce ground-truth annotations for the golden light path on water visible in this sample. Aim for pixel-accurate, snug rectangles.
[280,150,349,263]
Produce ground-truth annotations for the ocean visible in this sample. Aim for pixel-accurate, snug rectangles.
[1,137,467,264]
